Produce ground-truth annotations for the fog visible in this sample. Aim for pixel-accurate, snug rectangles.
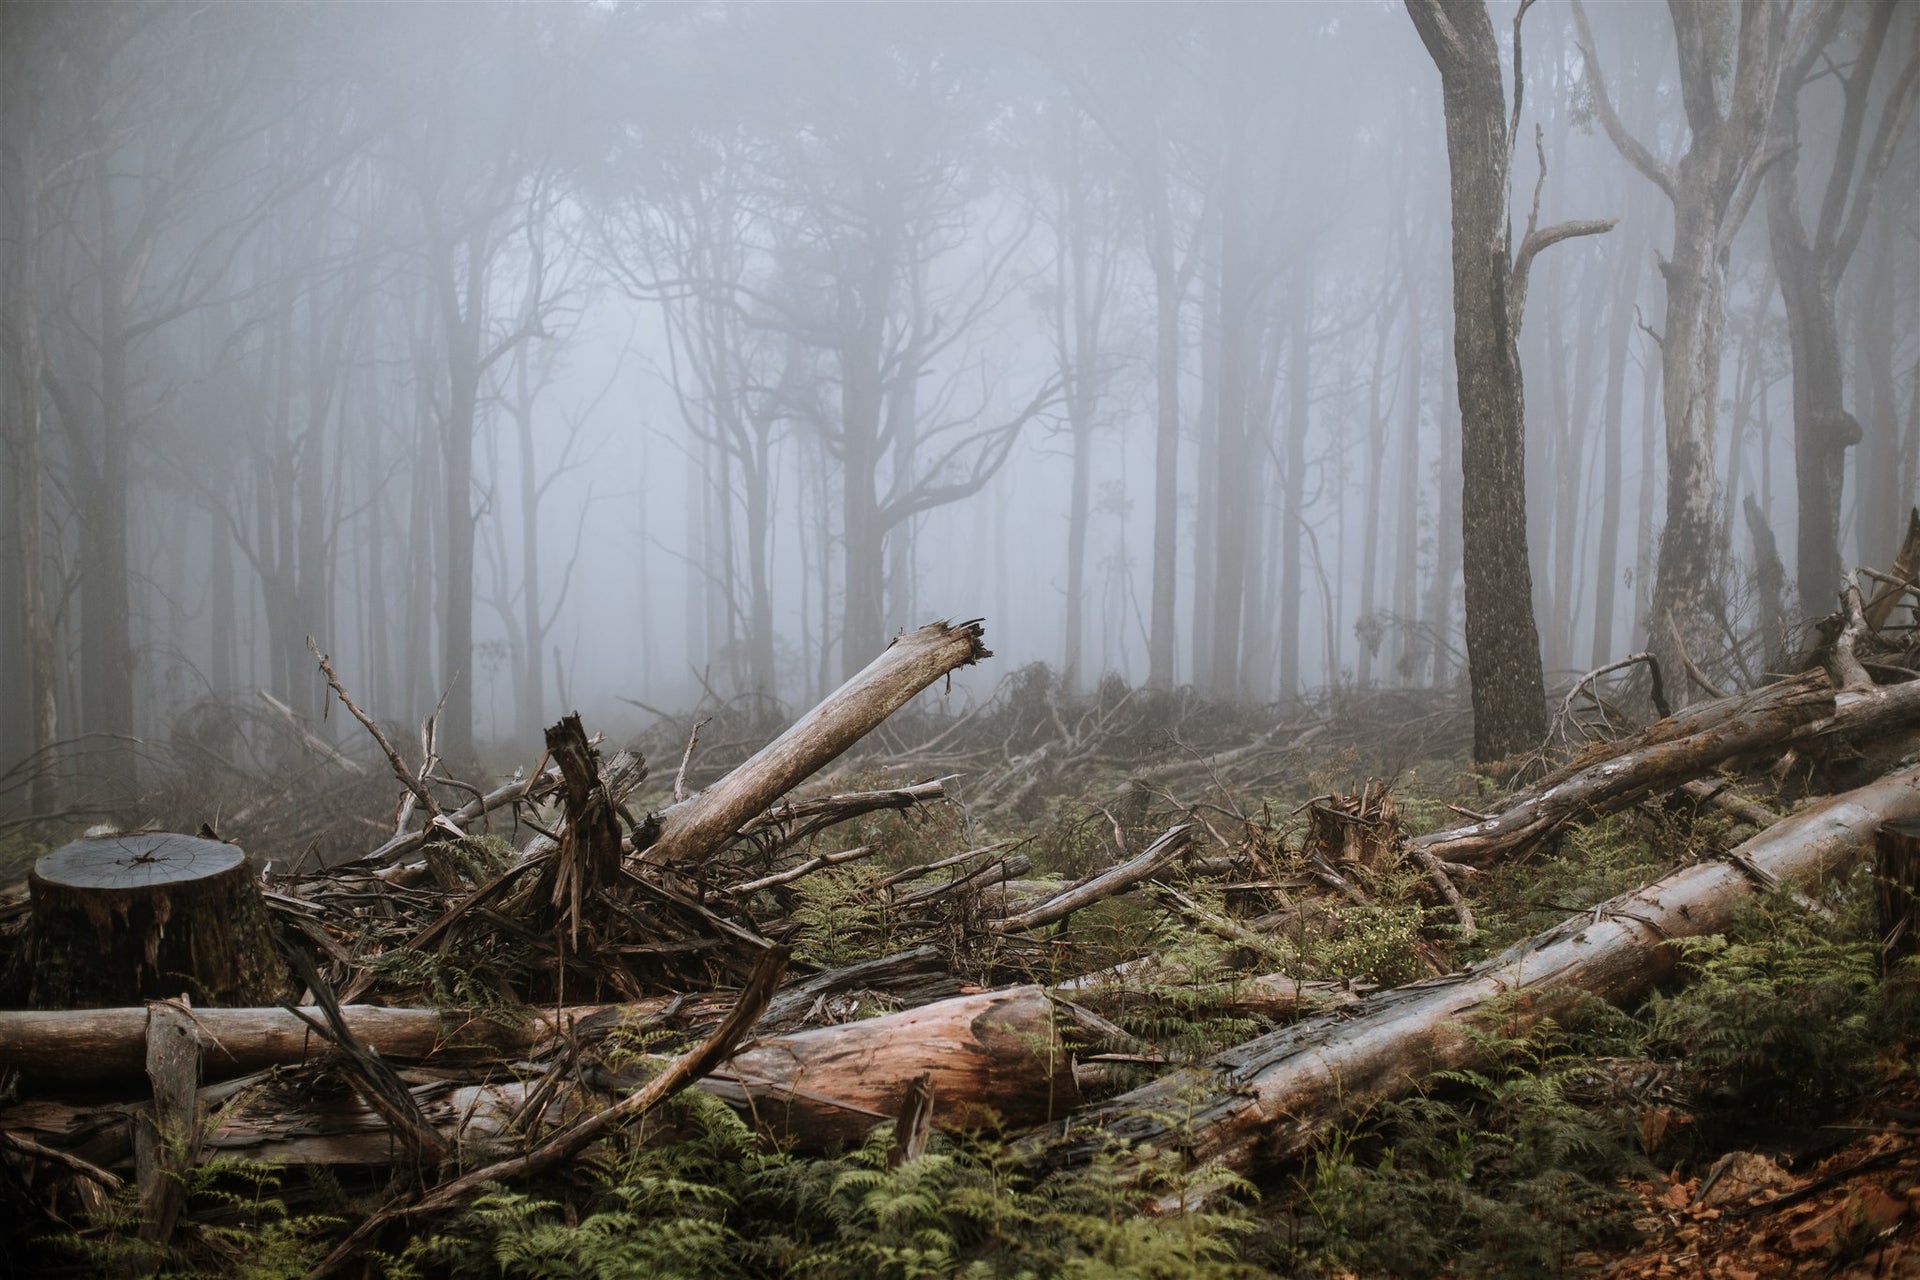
[2,1,1915,795]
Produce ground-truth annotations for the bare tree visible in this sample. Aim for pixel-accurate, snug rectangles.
[1572,0,1818,696]
[1765,0,1918,613]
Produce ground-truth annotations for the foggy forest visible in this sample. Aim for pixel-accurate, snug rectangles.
[2,2,1920,1277]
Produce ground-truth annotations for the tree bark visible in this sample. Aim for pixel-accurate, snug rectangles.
[1406,0,1549,760]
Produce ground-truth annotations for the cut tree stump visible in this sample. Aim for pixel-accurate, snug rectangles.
[22,833,289,1009]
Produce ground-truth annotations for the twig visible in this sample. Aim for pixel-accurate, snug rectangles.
[310,639,443,824]
[0,1128,124,1191]
[728,844,879,896]
[674,717,712,804]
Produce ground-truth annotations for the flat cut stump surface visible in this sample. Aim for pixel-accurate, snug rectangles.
[22,833,288,1009]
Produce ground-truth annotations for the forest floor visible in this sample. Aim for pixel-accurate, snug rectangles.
[1,639,1918,1278]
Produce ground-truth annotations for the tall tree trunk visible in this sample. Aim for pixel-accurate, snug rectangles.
[1278,266,1311,701]
[1208,153,1251,698]
[4,45,57,813]
[1145,145,1183,689]
[1590,218,1642,667]
[1406,0,1550,761]
[1425,321,1461,686]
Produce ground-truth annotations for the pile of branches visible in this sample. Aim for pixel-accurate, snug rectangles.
[2,524,1919,1272]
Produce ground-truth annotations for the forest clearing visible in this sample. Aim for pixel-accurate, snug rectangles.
[3,581,1919,1277]
[4,0,1920,1276]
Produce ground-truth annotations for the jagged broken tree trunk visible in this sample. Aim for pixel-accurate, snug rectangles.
[17,834,289,1009]
[1025,762,1920,1198]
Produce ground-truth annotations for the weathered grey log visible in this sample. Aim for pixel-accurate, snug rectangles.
[991,824,1195,933]
[1025,762,1920,1201]
[20,834,289,1008]
[1417,672,1920,866]
[0,1004,534,1083]
[641,621,989,866]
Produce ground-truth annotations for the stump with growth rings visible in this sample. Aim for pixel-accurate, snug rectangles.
[20,833,289,1009]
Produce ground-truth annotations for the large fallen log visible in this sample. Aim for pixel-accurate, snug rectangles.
[1023,762,1920,1200]
[0,946,971,1085]
[640,621,989,866]
[1,986,1077,1168]
[1417,671,1920,866]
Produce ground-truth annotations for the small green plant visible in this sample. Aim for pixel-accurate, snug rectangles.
[790,865,892,968]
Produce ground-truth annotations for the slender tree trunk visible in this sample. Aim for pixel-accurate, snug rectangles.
[1208,156,1251,698]
[1146,153,1182,689]
[1406,0,1549,761]
[1590,220,1641,666]
[1391,281,1424,680]
[1279,266,1311,701]
[1425,323,1461,686]
[4,53,57,812]
[1649,195,1733,683]
[82,144,138,785]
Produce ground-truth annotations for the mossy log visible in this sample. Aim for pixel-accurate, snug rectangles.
[1023,762,1920,1203]
[21,834,289,1009]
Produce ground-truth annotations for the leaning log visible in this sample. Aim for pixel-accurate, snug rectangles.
[1025,762,1920,1199]
[641,620,989,866]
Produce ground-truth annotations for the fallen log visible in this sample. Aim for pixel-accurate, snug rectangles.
[0,946,971,1084]
[990,824,1194,934]
[0,1004,535,1084]
[1417,671,1920,866]
[641,621,989,866]
[3,985,1077,1168]
[1024,762,1920,1201]
[702,984,1079,1147]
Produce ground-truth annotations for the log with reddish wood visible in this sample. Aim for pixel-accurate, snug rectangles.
[1023,762,1920,1201]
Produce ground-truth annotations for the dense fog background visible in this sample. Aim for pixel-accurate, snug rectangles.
[1,1,1914,791]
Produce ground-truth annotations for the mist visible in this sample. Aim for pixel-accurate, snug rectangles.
[2,0,1915,802]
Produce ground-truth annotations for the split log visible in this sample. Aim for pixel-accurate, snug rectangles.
[1024,762,1920,1200]
[19,833,289,1008]
[702,985,1079,1148]
[641,621,989,866]
[1418,671,1920,866]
